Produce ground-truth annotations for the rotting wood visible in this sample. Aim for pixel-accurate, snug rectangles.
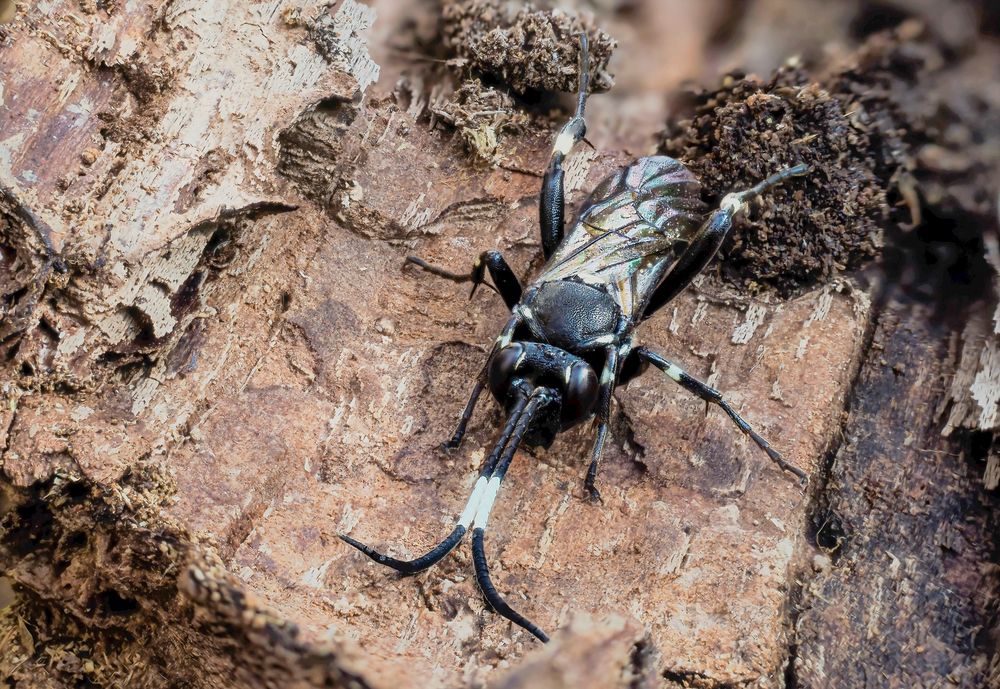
[793,299,1000,689]
[492,615,657,689]
[1,2,999,688]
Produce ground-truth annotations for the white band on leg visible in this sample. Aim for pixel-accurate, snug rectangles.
[458,476,488,528]
[473,476,503,530]
[665,363,684,382]
[553,129,576,156]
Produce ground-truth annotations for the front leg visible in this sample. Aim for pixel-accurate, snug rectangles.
[405,250,522,310]
[540,33,591,259]
[446,314,522,449]
[584,345,619,500]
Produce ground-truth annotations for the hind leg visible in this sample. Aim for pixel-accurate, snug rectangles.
[641,164,810,320]
[631,347,807,483]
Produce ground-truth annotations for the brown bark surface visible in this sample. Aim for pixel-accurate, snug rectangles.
[1,2,999,688]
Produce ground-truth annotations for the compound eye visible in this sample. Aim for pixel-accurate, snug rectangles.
[488,343,524,402]
[563,361,598,423]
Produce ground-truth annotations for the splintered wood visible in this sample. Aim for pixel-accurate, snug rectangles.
[3,1,995,689]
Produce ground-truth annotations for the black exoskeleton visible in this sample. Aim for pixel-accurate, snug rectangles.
[341,34,810,643]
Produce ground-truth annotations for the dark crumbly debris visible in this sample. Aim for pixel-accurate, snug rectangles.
[661,66,887,295]
[409,1,616,163]
[0,469,370,688]
[662,23,999,296]
[430,76,531,162]
[441,0,616,94]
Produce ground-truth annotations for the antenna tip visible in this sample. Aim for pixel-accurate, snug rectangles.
[578,33,590,67]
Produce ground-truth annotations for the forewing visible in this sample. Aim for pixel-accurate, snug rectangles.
[538,157,706,311]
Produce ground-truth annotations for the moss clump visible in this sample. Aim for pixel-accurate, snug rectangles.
[441,0,616,94]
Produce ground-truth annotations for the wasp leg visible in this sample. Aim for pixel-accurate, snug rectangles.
[447,314,523,449]
[405,251,522,310]
[471,388,554,642]
[642,164,809,320]
[446,374,486,450]
[540,33,591,259]
[584,346,620,501]
[339,392,532,574]
[445,373,485,450]
[634,347,808,484]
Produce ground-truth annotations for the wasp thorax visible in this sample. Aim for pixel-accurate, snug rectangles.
[488,342,599,429]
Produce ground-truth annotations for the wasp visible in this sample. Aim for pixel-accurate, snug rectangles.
[341,34,809,643]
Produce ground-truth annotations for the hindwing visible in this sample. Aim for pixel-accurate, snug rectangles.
[536,156,706,319]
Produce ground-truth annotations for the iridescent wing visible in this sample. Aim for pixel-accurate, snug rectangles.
[536,156,706,321]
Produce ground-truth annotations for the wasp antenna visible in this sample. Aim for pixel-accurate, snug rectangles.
[473,529,550,642]
[339,393,532,575]
[743,163,811,200]
[338,527,466,575]
[470,388,554,642]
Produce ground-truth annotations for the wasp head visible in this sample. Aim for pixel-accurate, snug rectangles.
[487,342,599,447]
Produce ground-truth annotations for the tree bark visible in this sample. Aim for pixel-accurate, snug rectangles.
[1,2,998,688]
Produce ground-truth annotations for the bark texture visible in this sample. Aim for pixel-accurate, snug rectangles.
[1,1,999,688]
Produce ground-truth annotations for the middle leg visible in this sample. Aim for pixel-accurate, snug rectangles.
[405,250,522,310]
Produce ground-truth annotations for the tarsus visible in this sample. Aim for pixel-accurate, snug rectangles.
[576,32,590,118]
